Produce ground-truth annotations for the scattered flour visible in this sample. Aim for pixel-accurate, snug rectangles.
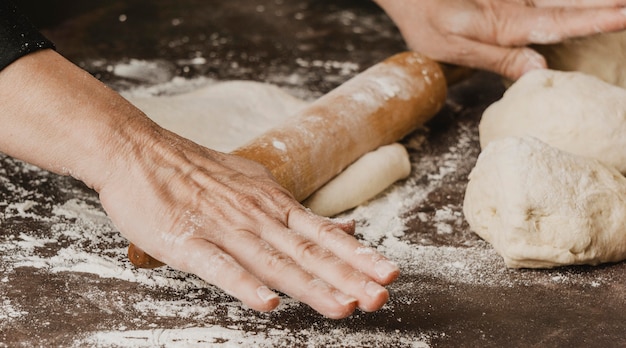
[78,326,430,348]
[0,75,614,347]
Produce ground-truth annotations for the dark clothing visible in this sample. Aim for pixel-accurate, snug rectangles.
[0,1,54,71]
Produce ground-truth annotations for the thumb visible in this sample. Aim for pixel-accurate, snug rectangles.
[497,47,547,81]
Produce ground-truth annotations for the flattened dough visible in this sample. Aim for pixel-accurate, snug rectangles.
[480,69,626,173]
[463,137,626,269]
[125,80,410,216]
[125,81,307,152]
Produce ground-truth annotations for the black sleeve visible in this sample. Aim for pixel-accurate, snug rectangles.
[0,1,55,71]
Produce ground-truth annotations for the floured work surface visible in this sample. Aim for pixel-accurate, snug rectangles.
[3,1,626,347]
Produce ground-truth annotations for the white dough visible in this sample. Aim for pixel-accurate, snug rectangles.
[535,31,626,88]
[303,143,411,217]
[125,80,410,216]
[480,69,626,173]
[125,81,307,152]
[463,136,626,269]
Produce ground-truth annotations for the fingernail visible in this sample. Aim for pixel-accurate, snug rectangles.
[257,286,279,303]
[374,260,399,279]
[365,281,387,298]
[332,291,358,306]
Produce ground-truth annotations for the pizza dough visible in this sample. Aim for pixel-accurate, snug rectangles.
[534,30,626,88]
[125,80,410,216]
[479,69,626,173]
[463,136,626,268]
[125,81,307,153]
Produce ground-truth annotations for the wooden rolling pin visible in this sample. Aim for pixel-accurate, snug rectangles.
[128,52,468,268]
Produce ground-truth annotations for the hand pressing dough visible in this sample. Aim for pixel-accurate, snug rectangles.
[303,143,411,217]
[463,136,626,269]
[125,80,410,216]
[534,31,626,88]
[480,69,626,173]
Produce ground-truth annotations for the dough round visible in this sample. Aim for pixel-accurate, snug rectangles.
[534,31,626,88]
[480,69,626,173]
[125,81,307,152]
[463,136,626,268]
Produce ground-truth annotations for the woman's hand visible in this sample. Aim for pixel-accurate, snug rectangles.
[376,0,626,80]
[98,122,399,319]
[0,49,399,319]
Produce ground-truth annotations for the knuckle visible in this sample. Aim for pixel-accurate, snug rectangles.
[234,192,264,213]
[264,248,294,271]
[294,238,332,261]
[314,220,339,241]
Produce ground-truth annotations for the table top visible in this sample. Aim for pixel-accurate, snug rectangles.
[2,1,626,347]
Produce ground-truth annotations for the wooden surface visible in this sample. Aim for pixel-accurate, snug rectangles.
[2,1,626,347]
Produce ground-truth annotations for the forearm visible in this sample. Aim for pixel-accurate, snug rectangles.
[0,49,157,191]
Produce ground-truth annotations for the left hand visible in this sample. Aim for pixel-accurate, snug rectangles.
[375,0,626,80]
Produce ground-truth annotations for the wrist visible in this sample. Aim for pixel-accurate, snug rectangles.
[0,49,161,192]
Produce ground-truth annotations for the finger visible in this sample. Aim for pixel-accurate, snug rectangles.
[248,216,390,313]
[219,229,360,318]
[495,6,626,45]
[164,239,280,312]
[439,35,547,80]
[330,217,356,235]
[287,208,400,286]
[531,0,626,8]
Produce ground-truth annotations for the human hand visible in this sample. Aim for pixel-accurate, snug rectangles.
[375,0,626,80]
[97,123,399,319]
[0,49,398,319]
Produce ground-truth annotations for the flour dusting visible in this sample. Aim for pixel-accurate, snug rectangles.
[0,75,614,348]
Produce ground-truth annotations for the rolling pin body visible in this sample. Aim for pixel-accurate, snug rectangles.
[129,52,447,268]
[232,52,446,201]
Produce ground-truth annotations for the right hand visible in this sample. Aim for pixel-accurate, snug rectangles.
[0,49,399,319]
[97,123,399,319]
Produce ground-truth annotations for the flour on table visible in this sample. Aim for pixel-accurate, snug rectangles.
[464,136,626,268]
[480,69,626,173]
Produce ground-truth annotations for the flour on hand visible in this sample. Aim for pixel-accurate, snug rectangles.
[463,136,626,269]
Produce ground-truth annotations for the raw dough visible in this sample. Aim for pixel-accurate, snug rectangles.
[125,80,410,216]
[304,143,411,217]
[125,81,307,152]
[480,69,626,173]
[463,136,626,268]
[534,31,626,88]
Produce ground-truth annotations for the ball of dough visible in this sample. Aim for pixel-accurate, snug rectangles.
[534,31,626,88]
[480,69,626,173]
[463,136,626,268]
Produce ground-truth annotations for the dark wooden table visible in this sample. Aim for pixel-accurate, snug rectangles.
[2,1,626,347]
